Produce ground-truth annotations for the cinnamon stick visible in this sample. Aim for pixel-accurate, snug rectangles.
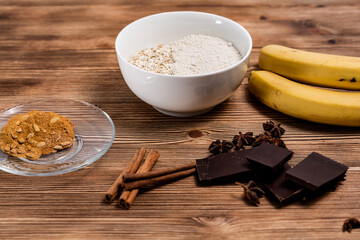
[104,148,146,203]
[118,149,160,209]
[118,191,131,208]
[123,168,196,191]
[123,162,196,182]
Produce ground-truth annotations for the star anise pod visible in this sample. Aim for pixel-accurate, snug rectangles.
[263,120,285,138]
[232,131,256,149]
[235,180,265,206]
[208,140,234,155]
[343,218,360,233]
[252,131,273,147]
[252,132,287,149]
[271,137,287,149]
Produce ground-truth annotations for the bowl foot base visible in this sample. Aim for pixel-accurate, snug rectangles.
[153,107,214,117]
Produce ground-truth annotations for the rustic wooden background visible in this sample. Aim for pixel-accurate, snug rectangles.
[0,0,359,239]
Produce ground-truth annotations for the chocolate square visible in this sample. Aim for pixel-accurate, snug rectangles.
[196,149,254,182]
[285,152,348,191]
[260,163,303,203]
[246,142,293,172]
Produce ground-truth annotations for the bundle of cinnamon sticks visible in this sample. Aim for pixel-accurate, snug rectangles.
[104,148,196,209]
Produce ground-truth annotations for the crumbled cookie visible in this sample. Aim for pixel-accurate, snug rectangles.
[0,111,75,160]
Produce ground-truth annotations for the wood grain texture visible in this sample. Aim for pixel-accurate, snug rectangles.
[0,0,360,239]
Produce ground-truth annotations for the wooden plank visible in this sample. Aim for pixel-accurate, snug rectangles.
[0,0,359,239]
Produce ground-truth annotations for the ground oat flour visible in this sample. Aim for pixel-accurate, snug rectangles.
[129,34,242,75]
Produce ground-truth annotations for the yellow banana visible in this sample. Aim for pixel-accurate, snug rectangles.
[248,71,360,126]
[259,45,360,90]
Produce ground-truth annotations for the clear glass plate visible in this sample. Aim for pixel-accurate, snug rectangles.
[0,99,115,176]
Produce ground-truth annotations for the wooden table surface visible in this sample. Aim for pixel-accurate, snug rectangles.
[1,0,360,239]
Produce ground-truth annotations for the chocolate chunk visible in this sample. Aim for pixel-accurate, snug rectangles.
[196,149,254,183]
[285,152,348,191]
[246,143,293,172]
[259,163,303,203]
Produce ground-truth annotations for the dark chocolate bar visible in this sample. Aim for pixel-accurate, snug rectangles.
[196,149,254,182]
[246,142,293,172]
[260,163,303,203]
[285,152,348,191]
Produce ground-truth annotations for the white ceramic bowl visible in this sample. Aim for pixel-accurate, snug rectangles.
[115,11,252,117]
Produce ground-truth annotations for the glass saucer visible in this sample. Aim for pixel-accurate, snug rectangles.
[0,99,115,176]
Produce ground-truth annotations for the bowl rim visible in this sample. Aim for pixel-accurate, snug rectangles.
[115,11,253,78]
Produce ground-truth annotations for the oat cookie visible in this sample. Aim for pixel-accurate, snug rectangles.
[0,111,75,160]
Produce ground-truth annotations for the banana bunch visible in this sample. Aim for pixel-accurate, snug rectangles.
[249,45,360,126]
